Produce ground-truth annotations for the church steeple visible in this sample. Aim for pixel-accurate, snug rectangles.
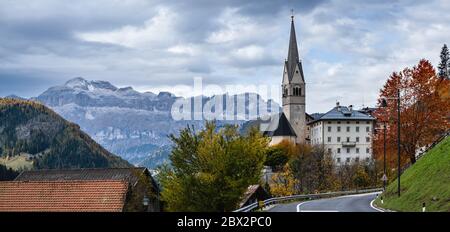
[281,10,307,144]
[285,12,304,82]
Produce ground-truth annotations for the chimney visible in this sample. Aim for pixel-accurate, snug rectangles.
[336,101,340,107]
[349,105,353,111]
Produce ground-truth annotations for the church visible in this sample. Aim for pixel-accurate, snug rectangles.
[264,15,376,165]
[264,15,313,145]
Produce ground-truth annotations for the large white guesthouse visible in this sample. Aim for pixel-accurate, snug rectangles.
[309,102,375,164]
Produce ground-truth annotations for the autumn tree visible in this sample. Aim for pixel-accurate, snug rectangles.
[288,144,338,194]
[158,122,268,212]
[373,59,450,167]
[264,139,298,171]
[438,44,449,79]
[269,164,298,197]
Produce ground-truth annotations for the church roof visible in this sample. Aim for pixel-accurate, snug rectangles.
[263,112,297,137]
[286,16,305,82]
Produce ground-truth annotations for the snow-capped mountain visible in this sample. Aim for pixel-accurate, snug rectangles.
[34,77,280,168]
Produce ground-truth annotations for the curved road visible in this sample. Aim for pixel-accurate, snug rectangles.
[267,192,382,212]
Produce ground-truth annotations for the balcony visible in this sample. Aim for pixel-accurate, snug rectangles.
[342,141,356,147]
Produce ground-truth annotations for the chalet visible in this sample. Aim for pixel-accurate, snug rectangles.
[0,167,160,212]
[239,185,270,208]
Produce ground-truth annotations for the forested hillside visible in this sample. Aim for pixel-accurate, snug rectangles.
[0,98,131,170]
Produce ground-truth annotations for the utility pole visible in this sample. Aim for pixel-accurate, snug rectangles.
[397,89,401,197]
[383,121,387,190]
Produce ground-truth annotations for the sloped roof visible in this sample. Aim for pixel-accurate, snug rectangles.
[239,185,269,207]
[309,113,324,120]
[0,180,129,212]
[286,17,305,82]
[14,167,148,186]
[263,113,297,137]
[308,105,375,124]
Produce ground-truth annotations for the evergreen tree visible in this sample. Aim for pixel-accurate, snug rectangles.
[438,44,449,79]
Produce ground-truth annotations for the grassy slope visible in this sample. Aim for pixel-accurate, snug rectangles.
[375,136,450,212]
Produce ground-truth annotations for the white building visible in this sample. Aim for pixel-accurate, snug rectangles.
[308,102,376,164]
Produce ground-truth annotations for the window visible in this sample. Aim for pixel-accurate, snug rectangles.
[328,148,332,153]
[366,148,370,153]
[337,158,341,163]
[356,126,359,132]
[337,121,341,124]
[366,137,370,142]
[355,157,360,162]
[346,137,350,142]
[328,126,331,132]
[347,121,350,124]
[356,121,360,124]
[356,137,359,142]
[356,148,360,153]
[366,157,370,162]
[366,126,370,132]
[337,148,341,154]
[346,157,350,163]
[337,126,341,132]
[283,88,288,97]
[337,137,341,142]
[366,121,370,124]
[346,148,350,153]
[328,121,332,124]
[293,86,301,96]
[327,137,331,142]
[346,126,350,132]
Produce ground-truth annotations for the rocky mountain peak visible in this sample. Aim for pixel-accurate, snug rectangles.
[64,77,89,90]
[64,77,118,92]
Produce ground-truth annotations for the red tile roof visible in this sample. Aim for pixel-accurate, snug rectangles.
[0,180,129,212]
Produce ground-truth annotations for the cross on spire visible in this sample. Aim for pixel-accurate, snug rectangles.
[285,9,304,83]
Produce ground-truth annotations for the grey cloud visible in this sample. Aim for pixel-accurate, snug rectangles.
[0,0,448,113]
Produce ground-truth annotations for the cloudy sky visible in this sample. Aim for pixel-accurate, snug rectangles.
[0,0,449,112]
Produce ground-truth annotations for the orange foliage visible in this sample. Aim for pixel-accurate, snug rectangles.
[373,59,450,167]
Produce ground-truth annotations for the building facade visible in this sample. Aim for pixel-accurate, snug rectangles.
[308,102,375,164]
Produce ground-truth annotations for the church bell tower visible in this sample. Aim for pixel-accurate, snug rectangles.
[281,13,306,144]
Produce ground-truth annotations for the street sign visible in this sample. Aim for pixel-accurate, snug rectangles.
[381,174,388,181]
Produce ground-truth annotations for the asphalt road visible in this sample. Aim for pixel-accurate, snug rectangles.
[267,192,382,212]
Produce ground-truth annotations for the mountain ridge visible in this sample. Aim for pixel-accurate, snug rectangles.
[8,77,280,168]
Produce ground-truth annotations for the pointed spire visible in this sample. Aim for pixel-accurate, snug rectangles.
[287,10,300,81]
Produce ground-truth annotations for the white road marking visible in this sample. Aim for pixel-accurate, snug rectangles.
[300,210,339,212]
[370,199,384,212]
[296,192,382,212]
[296,200,339,212]
[296,201,308,212]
